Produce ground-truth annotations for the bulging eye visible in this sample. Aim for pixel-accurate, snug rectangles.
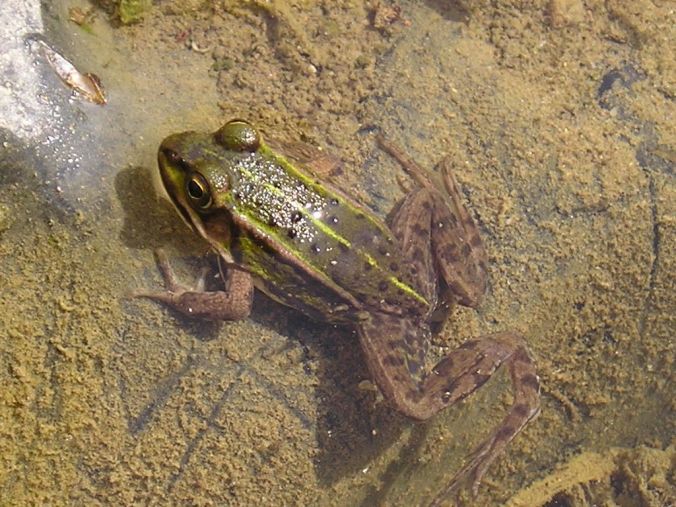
[186,173,213,210]
[214,120,260,152]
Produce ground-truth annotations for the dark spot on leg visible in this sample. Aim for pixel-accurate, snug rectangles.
[387,340,402,350]
[406,388,422,402]
[404,331,420,348]
[512,403,530,418]
[417,348,425,363]
[521,373,540,391]
[461,243,471,257]
[390,262,399,272]
[433,357,454,376]
[399,340,415,355]
[407,359,421,375]
[412,222,426,236]
[384,355,405,367]
[473,373,491,388]
[495,424,516,442]
[512,348,532,364]
[443,245,458,262]
[378,281,389,292]
[364,262,373,271]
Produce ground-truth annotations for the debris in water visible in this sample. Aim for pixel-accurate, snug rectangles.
[24,33,107,105]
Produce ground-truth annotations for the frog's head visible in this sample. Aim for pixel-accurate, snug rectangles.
[157,119,262,258]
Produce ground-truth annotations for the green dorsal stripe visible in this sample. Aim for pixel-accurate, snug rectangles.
[234,145,428,307]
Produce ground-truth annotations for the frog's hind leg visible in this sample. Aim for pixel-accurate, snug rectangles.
[357,315,540,501]
[378,135,488,309]
[388,186,488,337]
[387,189,439,310]
[428,332,540,503]
[431,158,489,308]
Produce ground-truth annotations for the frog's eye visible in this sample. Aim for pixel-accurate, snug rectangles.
[185,173,213,210]
[214,120,260,152]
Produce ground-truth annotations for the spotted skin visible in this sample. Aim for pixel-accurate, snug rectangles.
[367,138,540,501]
[135,122,541,504]
[359,316,540,503]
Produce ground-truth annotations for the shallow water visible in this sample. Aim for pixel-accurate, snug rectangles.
[1,1,673,506]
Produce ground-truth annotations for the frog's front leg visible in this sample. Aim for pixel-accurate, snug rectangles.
[358,316,540,500]
[132,249,253,320]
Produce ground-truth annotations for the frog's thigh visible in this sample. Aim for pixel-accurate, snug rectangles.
[387,189,437,302]
[431,159,488,308]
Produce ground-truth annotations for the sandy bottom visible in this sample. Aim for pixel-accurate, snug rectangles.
[0,1,673,506]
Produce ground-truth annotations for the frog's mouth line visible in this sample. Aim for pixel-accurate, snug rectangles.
[172,194,236,266]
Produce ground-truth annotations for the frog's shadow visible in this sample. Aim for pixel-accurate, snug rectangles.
[115,164,225,339]
[115,164,204,252]
[267,304,431,492]
[114,164,430,492]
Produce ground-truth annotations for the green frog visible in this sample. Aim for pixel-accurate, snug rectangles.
[135,120,540,504]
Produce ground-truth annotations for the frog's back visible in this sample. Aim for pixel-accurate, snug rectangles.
[225,148,429,321]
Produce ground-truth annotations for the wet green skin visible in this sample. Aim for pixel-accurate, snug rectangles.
[137,120,541,503]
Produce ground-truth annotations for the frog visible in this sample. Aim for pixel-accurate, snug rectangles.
[134,120,541,504]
